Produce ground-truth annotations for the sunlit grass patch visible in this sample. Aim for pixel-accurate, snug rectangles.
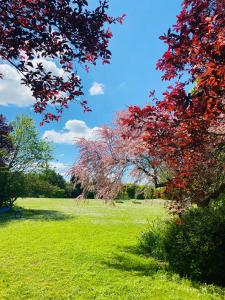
[0,198,224,299]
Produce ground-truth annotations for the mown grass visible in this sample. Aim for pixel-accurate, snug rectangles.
[0,198,224,300]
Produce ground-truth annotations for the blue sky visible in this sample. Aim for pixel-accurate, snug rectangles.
[0,0,182,177]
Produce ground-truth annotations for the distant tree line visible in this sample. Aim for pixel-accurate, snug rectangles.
[5,168,81,200]
[0,114,79,208]
[118,184,165,200]
[0,114,165,209]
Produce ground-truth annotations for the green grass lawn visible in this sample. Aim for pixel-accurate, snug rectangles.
[0,198,224,300]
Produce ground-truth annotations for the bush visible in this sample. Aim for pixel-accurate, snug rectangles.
[144,187,154,199]
[164,206,225,285]
[119,190,129,200]
[138,220,168,260]
[26,174,65,198]
[126,184,136,199]
[0,168,10,208]
[153,187,166,199]
[0,169,28,208]
[135,186,145,200]
[138,206,225,285]
[212,191,225,208]
[118,184,137,200]
[117,184,155,200]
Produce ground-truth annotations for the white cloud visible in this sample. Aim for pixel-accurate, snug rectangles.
[89,82,104,96]
[0,64,35,107]
[43,119,101,144]
[49,161,69,176]
[31,58,64,77]
[0,59,64,107]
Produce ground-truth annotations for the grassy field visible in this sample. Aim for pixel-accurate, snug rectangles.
[0,198,224,300]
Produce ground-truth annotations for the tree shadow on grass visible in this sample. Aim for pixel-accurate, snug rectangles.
[102,245,167,277]
[0,208,74,225]
[103,253,165,277]
[104,245,225,297]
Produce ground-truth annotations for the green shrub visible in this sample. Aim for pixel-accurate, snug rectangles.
[153,187,166,199]
[84,191,95,199]
[164,207,225,285]
[135,186,145,200]
[212,191,225,208]
[138,206,225,285]
[0,169,28,208]
[126,184,136,199]
[119,190,129,200]
[144,187,154,199]
[138,220,168,260]
[0,168,10,208]
[118,184,156,200]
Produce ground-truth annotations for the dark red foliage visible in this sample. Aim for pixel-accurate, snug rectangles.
[0,0,122,123]
[121,0,225,211]
[157,0,225,117]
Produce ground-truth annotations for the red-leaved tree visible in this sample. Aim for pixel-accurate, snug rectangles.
[120,104,225,212]
[0,1,125,124]
[120,0,225,212]
[72,0,224,210]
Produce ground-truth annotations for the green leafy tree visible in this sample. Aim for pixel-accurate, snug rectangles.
[26,172,65,198]
[0,168,9,208]
[7,115,52,172]
[40,168,66,190]
[7,172,28,206]
[0,115,13,169]
[64,182,74,198]
[0,115,13,208]
[26,169,73,198]
[1,115,53,208]
[125,184,136,199]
